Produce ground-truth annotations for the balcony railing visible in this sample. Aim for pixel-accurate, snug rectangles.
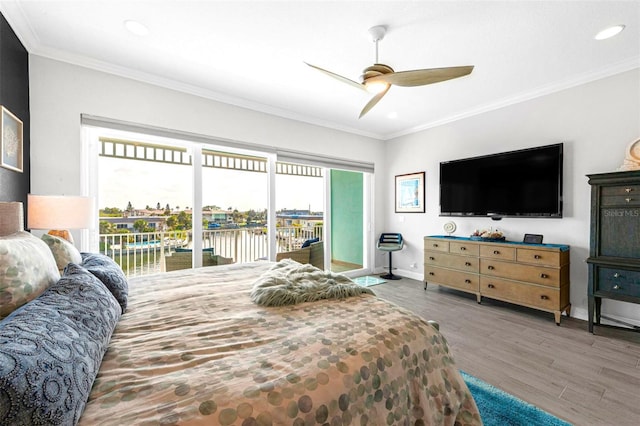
[100,225,323,277]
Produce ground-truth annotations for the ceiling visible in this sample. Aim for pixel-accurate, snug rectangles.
[1,1,638,140]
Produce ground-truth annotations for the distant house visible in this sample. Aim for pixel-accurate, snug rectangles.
[203,209,233,224]
[100,215,167,231]
[276,210,323,228]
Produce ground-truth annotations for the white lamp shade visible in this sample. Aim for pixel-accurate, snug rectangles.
[28,194,94,230]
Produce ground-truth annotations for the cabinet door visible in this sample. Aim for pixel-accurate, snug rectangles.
[599,207,640,258]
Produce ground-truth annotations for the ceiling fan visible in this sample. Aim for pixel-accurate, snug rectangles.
[305,25,474,118]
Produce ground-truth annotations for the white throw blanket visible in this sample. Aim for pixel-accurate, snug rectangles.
[250,259,374,306]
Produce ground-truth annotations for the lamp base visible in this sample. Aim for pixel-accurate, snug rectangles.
[48,229,74,244]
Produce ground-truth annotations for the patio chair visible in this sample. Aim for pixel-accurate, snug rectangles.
[276,240,324,270]
[165,250,233,272]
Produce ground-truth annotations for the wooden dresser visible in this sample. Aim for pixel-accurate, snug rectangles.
[424,236,571,324]
[586,170,640,333]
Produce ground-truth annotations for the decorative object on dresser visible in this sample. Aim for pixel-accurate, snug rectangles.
[618,137,640,171]
[443,221,457,236]
[27,194,93,244]
[586,170,640,333]
[424,236,571,325]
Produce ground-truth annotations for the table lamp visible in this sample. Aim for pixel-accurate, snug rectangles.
[27,194,93,244]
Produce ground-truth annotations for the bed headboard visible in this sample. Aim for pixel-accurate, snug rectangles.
[0,202,24,236]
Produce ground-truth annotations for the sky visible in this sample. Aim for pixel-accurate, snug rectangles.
[98,156,324,212]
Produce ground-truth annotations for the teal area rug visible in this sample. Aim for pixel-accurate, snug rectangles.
[352,276,386,287]
[461,371,572,426]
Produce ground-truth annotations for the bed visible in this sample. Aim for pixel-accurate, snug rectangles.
[0,202,481,425]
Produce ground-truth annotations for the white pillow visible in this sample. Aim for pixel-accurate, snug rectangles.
[41,233,83,272]
[0,231,60,318]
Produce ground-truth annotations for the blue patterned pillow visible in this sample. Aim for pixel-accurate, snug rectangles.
[0,263,121,425]
[80,252,128,314]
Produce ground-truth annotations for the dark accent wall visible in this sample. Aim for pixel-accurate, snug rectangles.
[0,13,29,207]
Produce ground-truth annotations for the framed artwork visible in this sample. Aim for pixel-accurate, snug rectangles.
[1,106,23,173]
[395,171,425,213]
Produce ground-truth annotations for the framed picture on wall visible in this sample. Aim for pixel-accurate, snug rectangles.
[395,171,425,213]
[1,106,23,173]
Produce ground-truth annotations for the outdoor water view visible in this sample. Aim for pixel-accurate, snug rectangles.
[98,144,325,277]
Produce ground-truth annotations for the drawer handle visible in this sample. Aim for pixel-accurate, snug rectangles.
[534,255,541,259]
[465,279,471,284]
[540,273,548,279]
[487,284,495,289]
[460,247,466,251]
[625,187,633,193]
[429,256,435,261]
[540,295,549,300]
[493,250,500,255]
[433,244,439,247]
[625,197,632,203]
[613,273,620,278]
[613,284,620,290]
[429,272,435,276]
[465,262,472,266]
[487,265,495,270]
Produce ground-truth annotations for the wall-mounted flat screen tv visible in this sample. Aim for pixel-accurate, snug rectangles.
[440,143,563,218]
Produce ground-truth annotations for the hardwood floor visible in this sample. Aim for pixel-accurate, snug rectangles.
[372,277,640,426]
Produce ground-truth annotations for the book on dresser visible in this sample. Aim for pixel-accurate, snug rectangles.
[424,236,571,325]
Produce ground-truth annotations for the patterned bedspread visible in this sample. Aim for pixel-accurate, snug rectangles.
[80,262,481,425]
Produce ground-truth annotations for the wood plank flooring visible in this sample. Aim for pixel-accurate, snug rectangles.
[372,277,640,426]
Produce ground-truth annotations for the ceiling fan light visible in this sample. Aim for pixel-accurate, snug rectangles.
[365,81,388,94]
[594,24,625,40]
[124,20,149,37]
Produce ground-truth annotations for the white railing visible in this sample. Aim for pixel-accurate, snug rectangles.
[99,225,323,277]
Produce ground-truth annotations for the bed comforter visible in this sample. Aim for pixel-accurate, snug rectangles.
[80,262,481,425]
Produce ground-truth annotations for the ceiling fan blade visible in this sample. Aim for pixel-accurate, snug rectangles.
[304,62,366,91]
[369,65,474,87]
[359,85,390,118]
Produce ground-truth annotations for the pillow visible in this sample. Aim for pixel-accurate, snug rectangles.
[41,233,82,272]
[0,262,121,425]
[300,237,320,248]
[80,252,128,313]
[0,231,60,319]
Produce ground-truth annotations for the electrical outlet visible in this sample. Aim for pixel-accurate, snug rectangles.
[410,262,417,269]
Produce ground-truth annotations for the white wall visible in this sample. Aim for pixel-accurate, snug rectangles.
[28,55,386,269]
[384,68,640,325]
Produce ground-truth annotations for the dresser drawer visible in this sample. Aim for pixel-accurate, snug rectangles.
[424,251,479,272]
[424,238,449,252]
[480,259,562,287]
[595,267,640,298]
[480,276,561,311]
[601,184,640,197]
[449,241,479,256]
[424,266,479,293]
[516,248,565,267]
[601,195,640,207]
[480,244,516,261]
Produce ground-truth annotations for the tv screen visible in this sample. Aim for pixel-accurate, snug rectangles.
[440,143,563,218]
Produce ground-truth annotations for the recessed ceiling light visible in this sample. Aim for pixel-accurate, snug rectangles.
[594,24,625,40]
[387,112,398,119]
[124,20,149,37]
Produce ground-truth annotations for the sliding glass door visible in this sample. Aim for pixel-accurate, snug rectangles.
[84,121,373,277]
